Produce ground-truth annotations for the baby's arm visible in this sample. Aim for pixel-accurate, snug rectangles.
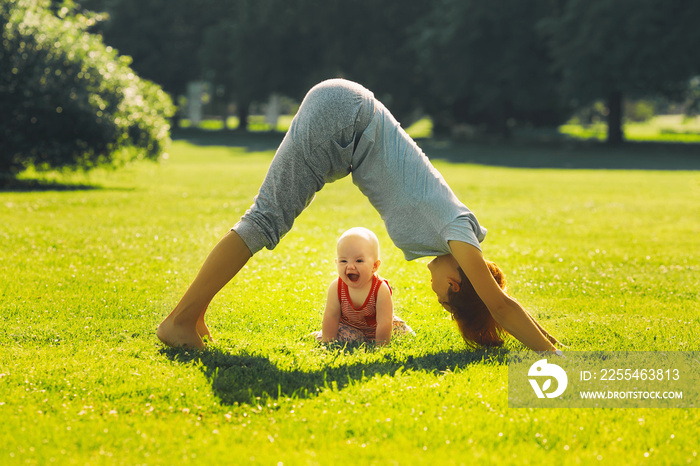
[321,279,341,342]
[374,282,394,345]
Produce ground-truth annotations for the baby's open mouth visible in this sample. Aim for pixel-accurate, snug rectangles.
[347,273,360,282]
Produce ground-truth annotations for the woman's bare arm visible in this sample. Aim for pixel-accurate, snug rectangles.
[448,240,557,352]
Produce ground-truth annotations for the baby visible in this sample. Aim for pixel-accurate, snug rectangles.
[313,227,413,345]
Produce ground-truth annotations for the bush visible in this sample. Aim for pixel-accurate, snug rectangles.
[0,0,174,178]
[625,100,655,123]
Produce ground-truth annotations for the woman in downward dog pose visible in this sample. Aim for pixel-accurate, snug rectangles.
[157,79,562,352]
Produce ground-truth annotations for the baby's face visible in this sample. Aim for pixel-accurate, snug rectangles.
[336,235,380,288]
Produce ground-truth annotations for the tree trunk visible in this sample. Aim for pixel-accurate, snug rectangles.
[221,105,230,131]
[606,90,624,145]
[171,112,181,131]
[499,100,513,140]
[238,99,251,132]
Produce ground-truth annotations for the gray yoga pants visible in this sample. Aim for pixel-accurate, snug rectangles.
[232,79,376,255]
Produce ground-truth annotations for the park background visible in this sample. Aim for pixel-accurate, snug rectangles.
[1,0,699,464]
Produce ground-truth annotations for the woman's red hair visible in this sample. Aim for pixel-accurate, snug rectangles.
[446,261,508,348]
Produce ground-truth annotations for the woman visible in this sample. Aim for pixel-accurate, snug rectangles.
[157,79,561,352]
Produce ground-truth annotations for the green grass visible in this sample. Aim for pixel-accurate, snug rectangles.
[560,115,700,143]
[182,112,700,144]
[180,115,295,132]
[1,137,699,465]
[181,114,430,137]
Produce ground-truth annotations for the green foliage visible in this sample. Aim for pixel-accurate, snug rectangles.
[306,0,427,124]
[200,1,317,130]
[413,0,570,135]
[542,0,700,104]
[541,0,700,142]
[0,0,174,176]
[685,76,700,116]
[86,0,700,143]
[625,100,655,122]
[85,0,224,98]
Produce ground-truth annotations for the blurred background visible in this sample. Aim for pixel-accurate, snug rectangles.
[2,0,700,178]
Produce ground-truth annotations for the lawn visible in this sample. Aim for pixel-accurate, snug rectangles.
[182,113,700,143]
[560,115,700,143]
[1,134,699,465]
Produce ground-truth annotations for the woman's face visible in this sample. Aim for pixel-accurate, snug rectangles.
[427,254,461,311]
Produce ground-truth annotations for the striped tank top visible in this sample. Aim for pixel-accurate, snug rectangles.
[338,274,391,339]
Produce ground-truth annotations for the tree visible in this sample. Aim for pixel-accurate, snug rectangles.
[307,0,427,125]
[542,0,700,144]
[200,0,330,131]
[0,0,173,178]
[199,0,431,131]
[82,0,225,99]
[201,1,291,131]
[413,0,570,136]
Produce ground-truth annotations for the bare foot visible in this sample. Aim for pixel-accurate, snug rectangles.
[196,316,214,343]
[157,316,204,349]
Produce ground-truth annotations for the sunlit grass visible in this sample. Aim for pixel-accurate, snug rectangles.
[180,114,430,138]
[1,139,698,464]
[179,115,295,132]
[182,112,700,145]
[560,115,700,142]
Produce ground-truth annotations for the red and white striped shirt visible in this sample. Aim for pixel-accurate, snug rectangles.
[338,274,391,339]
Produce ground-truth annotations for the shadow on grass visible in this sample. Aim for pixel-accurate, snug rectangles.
[160,345,508,406]
[0,177,105,192]
[422,139,700,171]
[172,128,285,153]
